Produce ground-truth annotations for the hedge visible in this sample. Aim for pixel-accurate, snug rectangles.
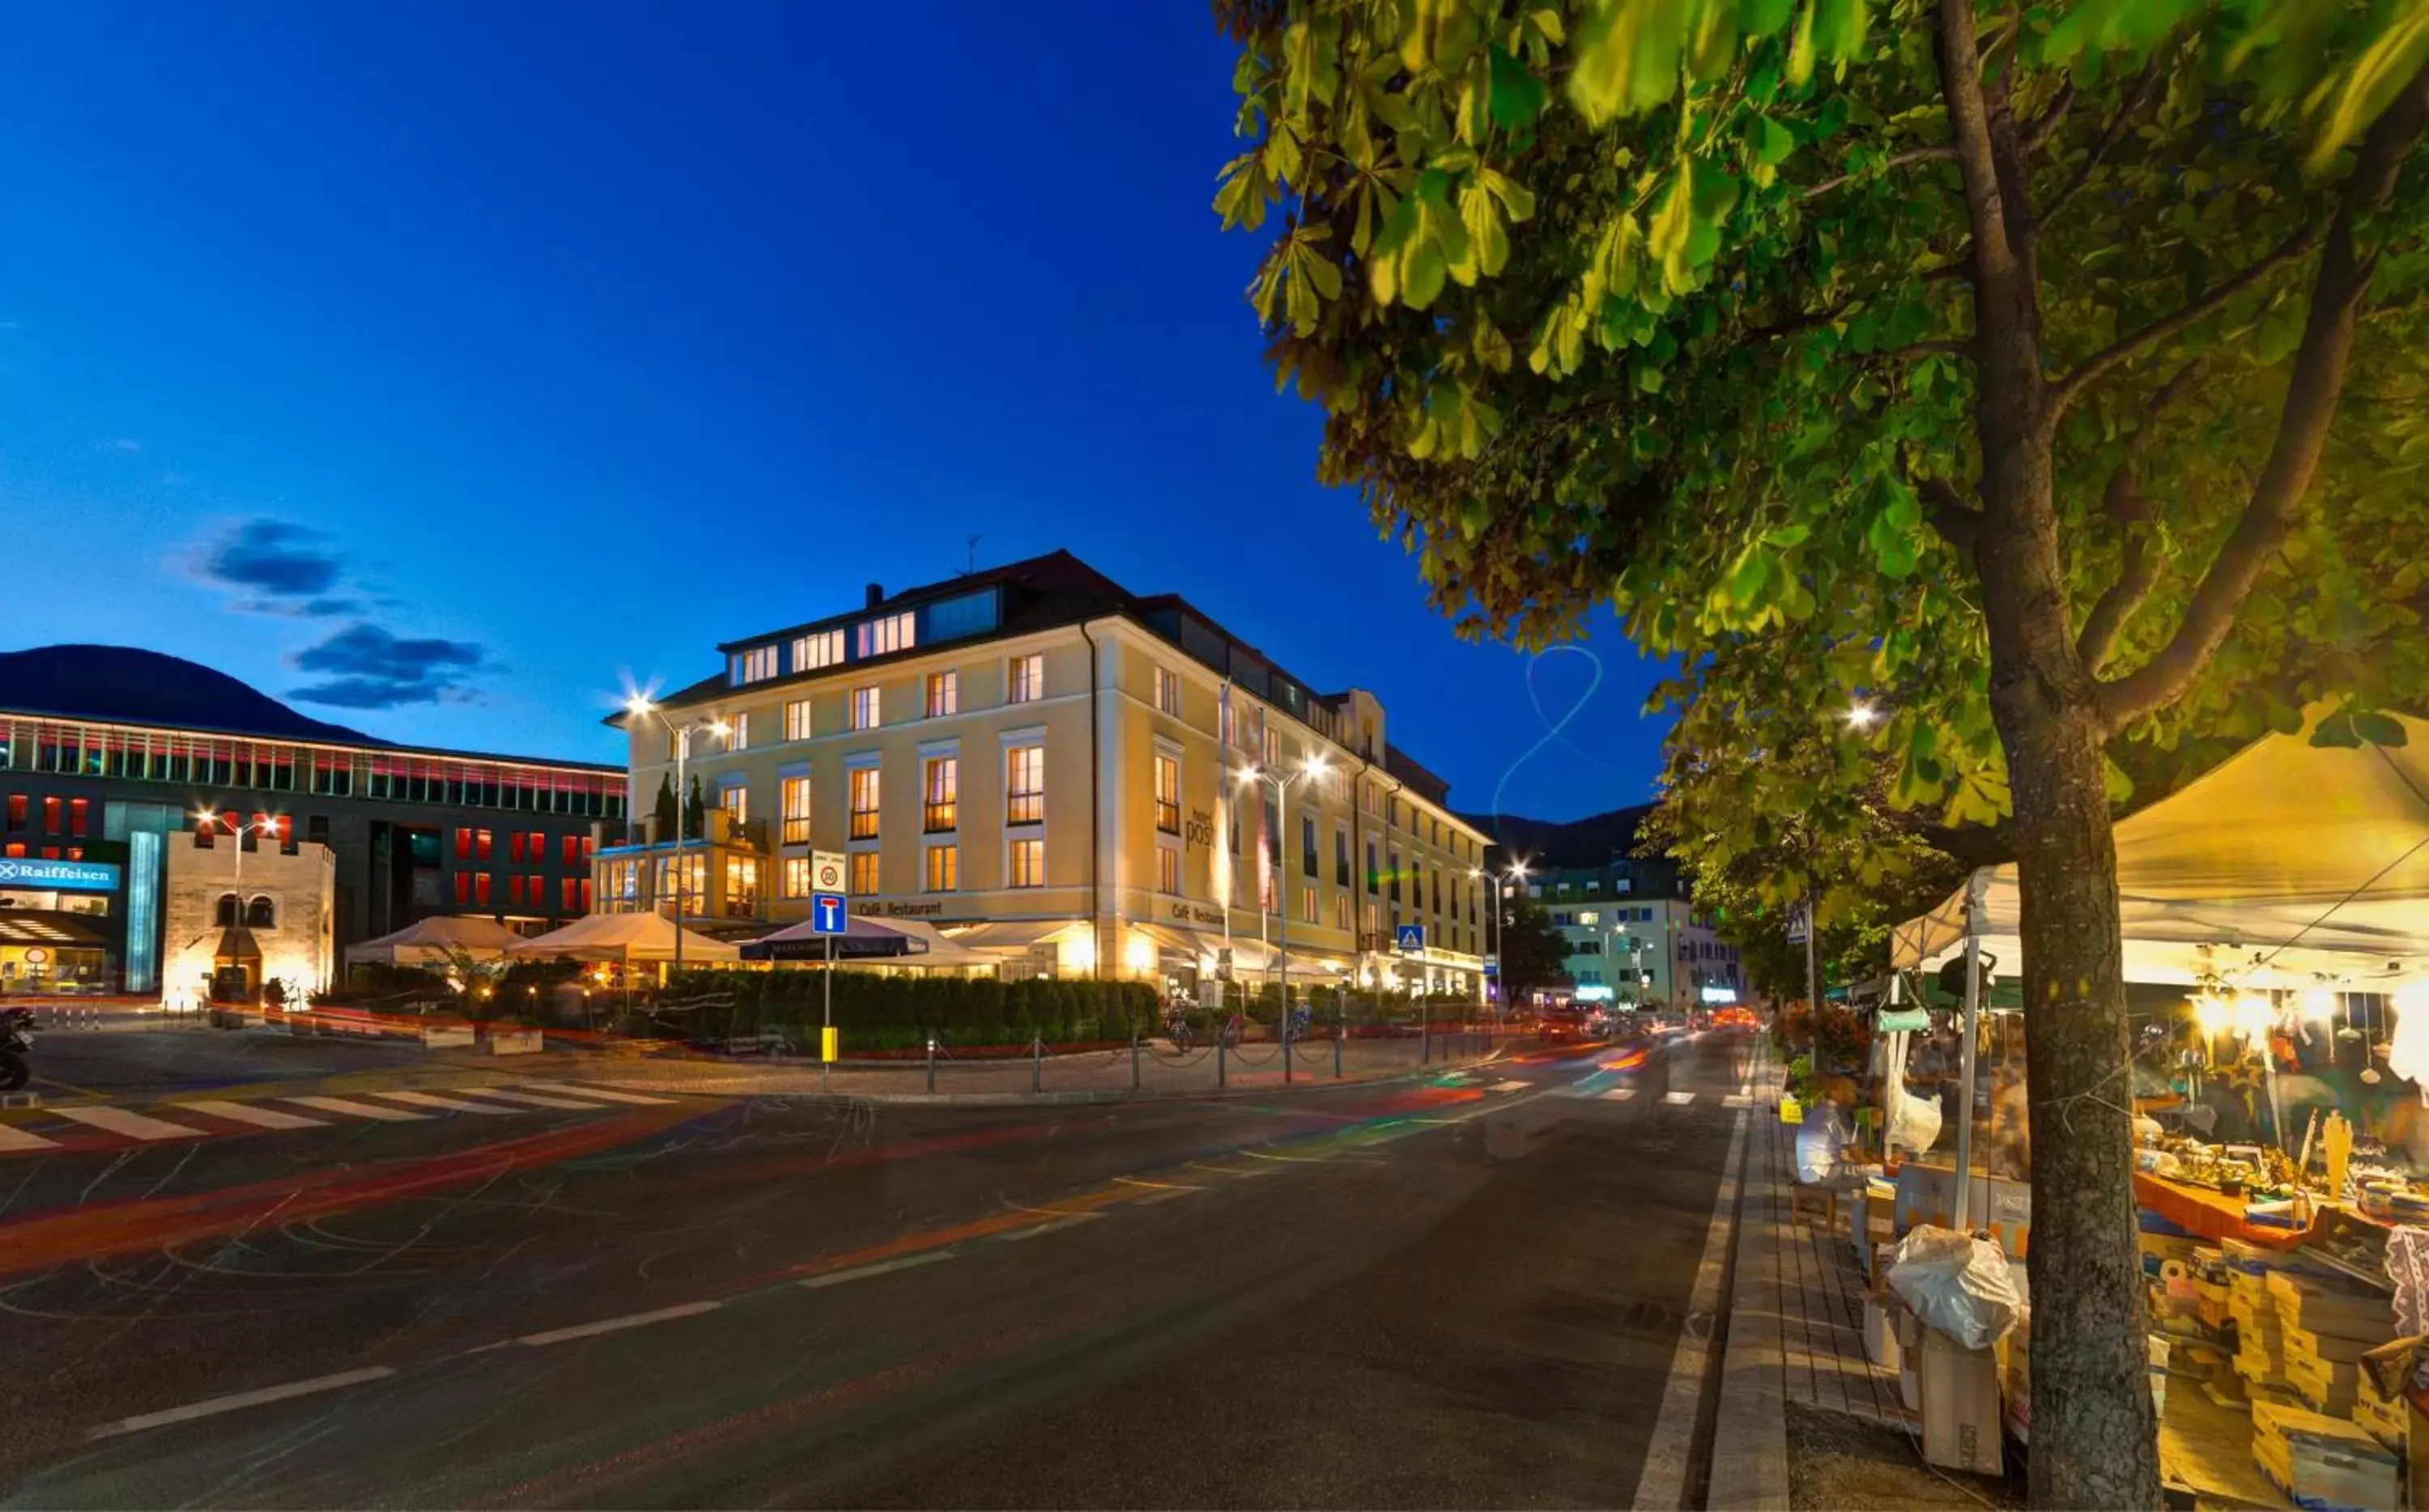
[654,970,1155,1051]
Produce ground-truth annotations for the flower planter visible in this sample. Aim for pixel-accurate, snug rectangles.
[420,1023,477,1050]
[483,1026,544,1055]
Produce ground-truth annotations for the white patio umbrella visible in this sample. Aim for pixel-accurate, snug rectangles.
[344,914,530,968]
[504,911,741,964]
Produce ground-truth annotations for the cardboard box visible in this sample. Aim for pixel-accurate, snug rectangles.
[1919,1327,2005,1476]
[1863,1292,1902,1372]
[2250,1398,2401,1511]
[1894,1163,2031,1258]
[2284,1350,2359,1415]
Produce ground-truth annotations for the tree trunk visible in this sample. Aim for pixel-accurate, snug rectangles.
[1980,630,2159,1504]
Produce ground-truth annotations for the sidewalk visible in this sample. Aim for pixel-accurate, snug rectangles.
[1708,1060,1915,1510]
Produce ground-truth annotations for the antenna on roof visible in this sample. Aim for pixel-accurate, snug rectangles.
[960,534,984,575]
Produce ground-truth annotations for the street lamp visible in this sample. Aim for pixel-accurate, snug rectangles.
[1236,750,1329,1081]
[1473,858,1527,1023]
[194,808,281,889]
[622,694,731,975]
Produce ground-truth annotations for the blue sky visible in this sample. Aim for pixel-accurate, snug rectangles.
[0,2,1668,824]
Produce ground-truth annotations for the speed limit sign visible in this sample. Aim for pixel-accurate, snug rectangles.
[810,850,847,894]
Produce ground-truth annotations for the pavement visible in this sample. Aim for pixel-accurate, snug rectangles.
[0,1026,1759,1507]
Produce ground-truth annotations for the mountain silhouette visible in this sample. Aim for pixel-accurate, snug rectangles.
[0,644,381,745]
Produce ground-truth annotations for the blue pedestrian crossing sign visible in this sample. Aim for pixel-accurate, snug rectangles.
[1394,923,1425,953]
[810,893,848,935]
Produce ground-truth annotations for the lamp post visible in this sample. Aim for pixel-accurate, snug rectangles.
[1237,751,1329,1082]
[1473,859,1525,1034]
[622,696,730,976]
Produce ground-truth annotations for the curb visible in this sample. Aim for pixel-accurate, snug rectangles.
[1708,1039,1790,1511]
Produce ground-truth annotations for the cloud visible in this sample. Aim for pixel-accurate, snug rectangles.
[289,622,491,709]
[190,517,345,601]
[232,594,363,619]
[104,437,142,453]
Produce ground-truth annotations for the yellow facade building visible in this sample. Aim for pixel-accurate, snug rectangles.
[597,552,1492,999]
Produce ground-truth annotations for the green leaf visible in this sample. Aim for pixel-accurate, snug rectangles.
[1738,0,1795,36]
[1568,0,1684,127]
[1488,45,1548,130]
[1753,115,1796,167]
[1648,162,1697,294]
[2310,709,2363,748]
[2353,709,2410,748]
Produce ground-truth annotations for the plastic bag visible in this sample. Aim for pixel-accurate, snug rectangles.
[1883,1082,1942,1156]
[1886,1224,2021,1349]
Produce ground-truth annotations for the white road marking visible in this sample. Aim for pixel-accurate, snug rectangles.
[372,1090,525,1116]
[89,1366,396,1440]
[523,1082,676,1105]
[285,1095,431,1123]
[1662,1090,1696,1106]
[455,1087,607,1110]
[1490,1079,1531,1092]
[50,1106,207,1141]
[800,1251,958,1289]
[1631,1070,1755,1507]
[0,1122,62,1152]
[516,1301,722,1346]
[1112,1175,1203,1191]
[1600,1087,1638,1102]
[1127,1187,1202,1205]
[176,1100,328,1131]
[994,1213,1106,1242]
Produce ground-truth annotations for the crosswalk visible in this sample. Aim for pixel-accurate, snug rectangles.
[0,1082,683,1158]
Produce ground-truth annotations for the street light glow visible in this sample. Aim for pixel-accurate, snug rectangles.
[1236,765,1261,786]
[709,719,732,739]
[1304,752,1329,775]
[624,692,655,718]
[1847,703,1878,728]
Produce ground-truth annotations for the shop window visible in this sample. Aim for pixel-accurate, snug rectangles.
[245,896,275,928]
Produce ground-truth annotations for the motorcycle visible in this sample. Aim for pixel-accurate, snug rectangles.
[0,1006,34,1094]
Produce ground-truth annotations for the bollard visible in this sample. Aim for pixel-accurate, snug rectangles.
[1130,1029,1141,1091]
[1334,1026,1343,1080]
[927,1034,937,1094]
[1032,1032,1042,1093]
[1218,1036,1227,1089]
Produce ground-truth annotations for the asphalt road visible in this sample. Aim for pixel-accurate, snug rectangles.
[0,1030,1752,1509]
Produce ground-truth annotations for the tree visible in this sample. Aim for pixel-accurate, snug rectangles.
[652,774,679,839]
[1208,3,2429,1502]
[683,774,706,836]
[1495,894,1573,1001]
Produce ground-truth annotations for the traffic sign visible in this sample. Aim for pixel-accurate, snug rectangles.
[810,893,848,935]
[1394,923,1424,953]
[1785,903,1811,945]
[810,850,847,894]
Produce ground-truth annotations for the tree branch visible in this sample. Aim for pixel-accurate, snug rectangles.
[2095,61,2429,732]
[2021,78,2077,155]
[1916,474,1983,559]
[1887,340,1974,359]
[2043,50,2165,228]
[1797,88,2070,203]
[1933,0,2025,296]
[2048,226,2321,422]
[2074,362,2203,673]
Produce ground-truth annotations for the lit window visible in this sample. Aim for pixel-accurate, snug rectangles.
[925,671,958,718]
[1009,654,1043,703]
[851,686,878,731]
[1334,892,1351,931]
[560,877,579,912]
[1010,837,1044,889]
[1300,884,1317,924]
[781,775,812,845]
[476,829,492,861]
[1156,846,1180,895]
[725,856,760,917]
[509,875,525,907]
[720,780,747,826]
[1154,666,1180,716]
[68,797,87,837]
[791,628,844,673]
[849,850,879,895]
[729,712,750,751]
[925,843,958,893]
[1579,911,1599,926]
[561,835,581,867]
[454,872,470,905]
[923,756,958,833]
[1154,754,1180,835]
[849,767,880,840]
[732,645,778,684]
[1006,744,1044,826]
[857,611,914,658]
[1261,723,1278,769]
[510,831,525,864]
[785,699,813,742]
[782,856,811,897]
[474,873,491,906]
[455,827,471,860]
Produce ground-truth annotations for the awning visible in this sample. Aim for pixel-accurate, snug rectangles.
[0,915,107,949]
[935,920,1091,953]
[1892,707,2429,987]
[742,915,995,968]
[505,912,741,964]
[1132,922,1219,960]
[344,914,527,968]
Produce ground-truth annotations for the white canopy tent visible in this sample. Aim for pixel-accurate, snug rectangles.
[743,914,996,970]
[504,911,741,964]
[1890,709,2429,1215]
[343,914,529,969]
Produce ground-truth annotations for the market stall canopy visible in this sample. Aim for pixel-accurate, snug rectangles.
[504,912,739,964]
[935,920,1091,953]
[742,914,993,968]
[344,914,528,968]
[1892,710,2429,988]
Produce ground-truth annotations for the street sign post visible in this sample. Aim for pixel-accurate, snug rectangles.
[809,886,848,1088]
[1394,923,1425,953]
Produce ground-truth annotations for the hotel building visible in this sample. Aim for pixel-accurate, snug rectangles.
[598,551,1493,997]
